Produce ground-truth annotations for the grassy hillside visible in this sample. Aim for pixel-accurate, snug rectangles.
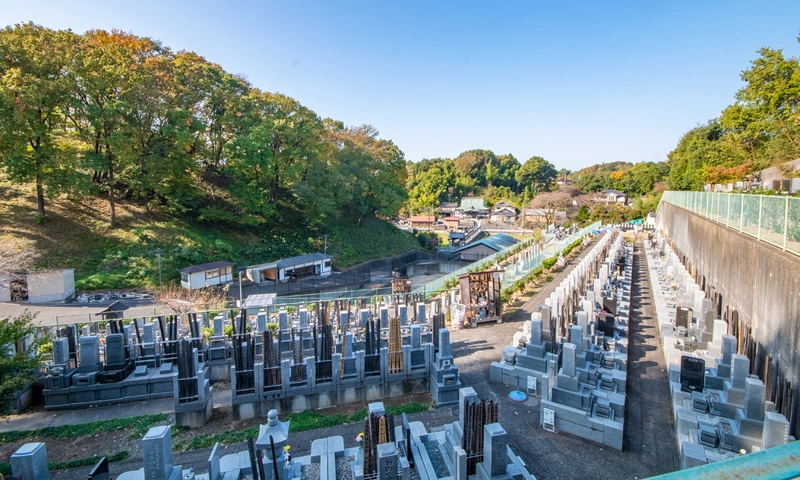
[0,176,421,291]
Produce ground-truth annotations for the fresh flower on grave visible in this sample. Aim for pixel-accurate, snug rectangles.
[356,432,364,448]
[284,445,292,462]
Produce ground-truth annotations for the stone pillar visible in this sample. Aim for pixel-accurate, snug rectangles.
[569,325,583,355]
[732,354,750,389]
[562,343,576,377]
[279,308,288,330]
[482,424,508,478]
[458,387,478,428]
[530,318,543,346]
[410,325,421,349]
[721,335,737,364]
[576,311,588,331]
[142,426,175,480]
[208,443,221,480]
[257,309,267,332]
[378,443,398,480]
[744,377,766,421]
[380,307,389,329]
[11,443,49,480]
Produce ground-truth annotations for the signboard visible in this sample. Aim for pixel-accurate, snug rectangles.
[527,376,537,396]
[543,407,555,432]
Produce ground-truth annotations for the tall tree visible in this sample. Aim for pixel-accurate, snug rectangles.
[515,155,557,197]
[69,30,163,227]
[0,23,78,219]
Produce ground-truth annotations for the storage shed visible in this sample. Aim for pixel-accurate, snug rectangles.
[27,269,75,303]
[178,261,234,290]
[246,253,332,284]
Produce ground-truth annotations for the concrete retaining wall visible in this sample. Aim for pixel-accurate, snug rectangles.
[656,201,800,434]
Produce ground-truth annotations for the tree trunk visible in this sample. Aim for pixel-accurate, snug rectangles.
[35,174,46,219]
[109,160,117,228]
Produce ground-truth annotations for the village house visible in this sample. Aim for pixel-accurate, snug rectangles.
[455,198,489,218]
[245,253,332,284]
[179,261,234,290]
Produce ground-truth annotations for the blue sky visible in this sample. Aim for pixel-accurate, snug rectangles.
[2,1,799,171]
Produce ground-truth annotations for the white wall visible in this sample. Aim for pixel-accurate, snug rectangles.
[28,269,75,303]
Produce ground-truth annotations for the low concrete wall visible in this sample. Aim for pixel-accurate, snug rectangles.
[656,201,800,434]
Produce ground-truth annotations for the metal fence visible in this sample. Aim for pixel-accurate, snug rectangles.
[412,221,601,297]
[661,191,800,256]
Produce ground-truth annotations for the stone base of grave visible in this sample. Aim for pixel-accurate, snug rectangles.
[233,401,260,421]
[176,390,213,428]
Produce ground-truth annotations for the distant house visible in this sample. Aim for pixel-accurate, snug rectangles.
[492,201,515,211]
[443,216,460,231]
[595,189,627,204]
[448,231,466,247]
[245,253,332,284]
[489,207,517,223]
[556,178,573,186]
[409,215,436,229]
[524,209,567,225]
[455,198,490,218]
[179,261,235,290]
[439,202,458,216]
[452,233,518,261]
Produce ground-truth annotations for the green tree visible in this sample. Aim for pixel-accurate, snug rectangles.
[0,312,44,415]
[515,155,557,196]
[0,23,78,220]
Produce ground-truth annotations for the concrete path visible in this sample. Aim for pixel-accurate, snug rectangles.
[15,236,680,479]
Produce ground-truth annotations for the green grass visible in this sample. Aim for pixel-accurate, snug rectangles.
[0,451,129,476]
[0,413,169,444]
[177,402,433,451]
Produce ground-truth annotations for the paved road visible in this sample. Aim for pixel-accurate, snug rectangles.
[24,237,680,479]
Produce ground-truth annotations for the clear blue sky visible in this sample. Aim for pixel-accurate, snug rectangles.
[2,1,799,171]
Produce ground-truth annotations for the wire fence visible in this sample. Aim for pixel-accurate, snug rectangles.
[661,191,800,256]
[412,221,601,297]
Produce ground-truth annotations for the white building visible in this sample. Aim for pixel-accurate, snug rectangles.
[178,261,234,290]
[245,253,332,284]
[27,269,75,303]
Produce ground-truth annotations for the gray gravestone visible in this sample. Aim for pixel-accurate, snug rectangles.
[79,335,101,371]
[360,309,370,328]
[410,325,421,349]
[279,308,288,330]
[744,377,766,421]
[299,308,308,328]
[81,325,90,337]
[399,304,408,326]
[143,323,156,343]
[459,387,478,427]
[212,316,224,336]
[576,311,588,331]
[416,302,426,324]
[345,331,354,357]
[142,425,174,480]
[340,311,349,327]
[208,442,221,480]
[257,310,267,332]
[105,333,126,365]
[11,442,49,480]
[530,318,542,346]
[721,335,736,365]
[562,342,576,377]
[569,325,583,355]
[52,337,70,364]
[438,329,452,360]
[540,305,552,332]
[380,307,389,329]
[483,423,508,477]
[378,442,398,480]
[732,354,750,389]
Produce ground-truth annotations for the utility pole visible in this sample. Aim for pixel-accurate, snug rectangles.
[324,235,328,255]
[238,268,244,307]
[156,249,162,289]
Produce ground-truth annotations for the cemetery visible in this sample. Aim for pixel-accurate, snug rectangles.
[36,294,463,424]
[644,232,795,469]
[490,229,633,450]
[5,388,534,480]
